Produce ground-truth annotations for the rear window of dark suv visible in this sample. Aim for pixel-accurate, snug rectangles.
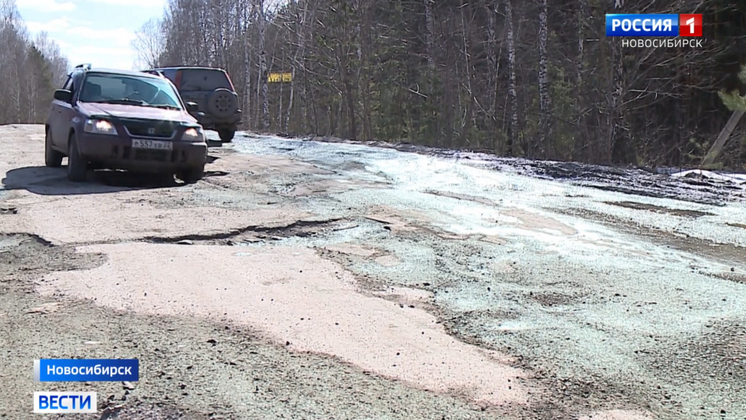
[165,69,233,91]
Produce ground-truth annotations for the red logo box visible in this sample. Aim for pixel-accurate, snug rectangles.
[679,14,702,37]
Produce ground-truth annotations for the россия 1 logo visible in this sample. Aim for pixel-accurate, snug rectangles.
[678,14,703,37]
[605,13,703,47]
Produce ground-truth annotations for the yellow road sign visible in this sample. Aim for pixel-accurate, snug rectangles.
[268,72,292,83]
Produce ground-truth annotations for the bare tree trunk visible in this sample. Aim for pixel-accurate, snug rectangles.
[504,0,518,156]
[214,2,224,68]
[358,0,373,141]
[459,1,474,148]
[200,7,210,64]
[309,71,318,133]
[702,110,745,166]
[279,46,284,131]
[537,0,551,159]
[608,0,626,163]
[258,0,269,131]
[285,0,307,135]
[285,66,295,134]
[486,2,499,151]
[301,0,316,133]
[575,0,587,160]
[424,0,439,145]
[576,0,585,90]
[440,11,458,148]
[12,46,22,123]
[337,54,357,139]
[424,0,435,70]
[242,0,252,128]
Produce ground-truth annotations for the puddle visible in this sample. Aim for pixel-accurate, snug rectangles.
[0,236,22,251]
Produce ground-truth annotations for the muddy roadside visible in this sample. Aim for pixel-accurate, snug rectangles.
[229,131,746,419]
[303,134,746,206]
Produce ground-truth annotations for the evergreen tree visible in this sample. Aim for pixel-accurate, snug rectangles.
[718,64,746,111]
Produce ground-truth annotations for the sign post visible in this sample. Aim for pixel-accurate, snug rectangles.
[268,72,292,131]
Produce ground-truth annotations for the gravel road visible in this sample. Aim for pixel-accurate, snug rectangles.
[1,124,745,419]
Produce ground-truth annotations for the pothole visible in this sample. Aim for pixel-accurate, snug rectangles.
[0,206,18,215]
[604,201,714,218]
[0,233,106,279]
[138,218,348,246]
[710,271,746,285]
[529,291,577,307]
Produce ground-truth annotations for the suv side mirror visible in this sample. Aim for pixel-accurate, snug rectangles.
[53,89,72,102]
[186,102,198,113]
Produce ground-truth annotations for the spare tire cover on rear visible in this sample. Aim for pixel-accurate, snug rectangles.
[207,88,238,118]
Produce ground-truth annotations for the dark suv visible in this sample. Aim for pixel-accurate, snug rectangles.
[45,64,208,183]
[144,67,241,143]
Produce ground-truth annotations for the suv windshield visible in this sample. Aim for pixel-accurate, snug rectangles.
[176,69,232,91]
[78,73,183,109]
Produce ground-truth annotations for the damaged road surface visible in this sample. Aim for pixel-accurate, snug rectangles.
[1,124,745,420]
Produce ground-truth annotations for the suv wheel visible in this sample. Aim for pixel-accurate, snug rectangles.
[45,129,63,167]
[67,134,87,182]
[218,130,235,143]
[207,88,238,119]
[177,165,204,184]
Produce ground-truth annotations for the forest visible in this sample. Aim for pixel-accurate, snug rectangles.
[135,0,746,169]
[2,0,745,170]
[0,1,69,127]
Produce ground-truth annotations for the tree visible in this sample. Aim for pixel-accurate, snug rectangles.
[608,0,626,164]
[0,0,69,125]
[26,45,54,122]
[257,0,269,131]
[242,0,254,127]
[536,0,550,159]
[147,0,746,169]
[504,0,518,156]
[132,18,164,69]
[701,64,746,167]
[719,65,746,111]
[34,31,69,86]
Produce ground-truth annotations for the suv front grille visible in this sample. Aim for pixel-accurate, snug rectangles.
[134,149,169,162]
[124,122,176,138]
[123,146,170,162]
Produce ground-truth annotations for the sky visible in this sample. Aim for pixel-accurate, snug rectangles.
[17,0,166,72]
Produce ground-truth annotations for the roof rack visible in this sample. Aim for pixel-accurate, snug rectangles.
[74,63,92,70]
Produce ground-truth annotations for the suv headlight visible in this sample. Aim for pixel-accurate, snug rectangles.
[182,127,204,141]
[84,119,118,135]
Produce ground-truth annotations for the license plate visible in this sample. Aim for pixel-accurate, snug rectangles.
[132,139,173,150]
